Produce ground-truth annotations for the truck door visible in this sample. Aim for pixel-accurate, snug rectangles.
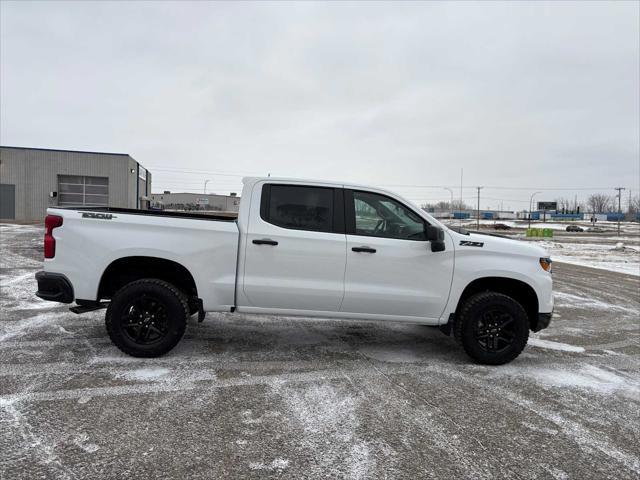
[341,189,454,320]
[241,183,346,311]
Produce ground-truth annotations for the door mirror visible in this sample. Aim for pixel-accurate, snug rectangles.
[425,225,446,252]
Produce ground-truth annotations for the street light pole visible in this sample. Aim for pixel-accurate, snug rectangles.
[204,179,212,194]
[528,191,542,229]
[443,187,454,221]
[615,187,625,235]
[476,186,483,231]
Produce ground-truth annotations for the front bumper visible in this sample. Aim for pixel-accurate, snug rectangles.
[532,312,553,332]
[35,271,74,304]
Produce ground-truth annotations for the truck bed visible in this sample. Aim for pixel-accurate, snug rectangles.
[58,207,238,222]
[44,206,240,310]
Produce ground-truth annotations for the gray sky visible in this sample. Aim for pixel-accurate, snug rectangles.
[1,1,638,210]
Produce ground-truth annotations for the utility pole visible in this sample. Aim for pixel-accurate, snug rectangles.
[528,191,542,229]
[459,168,463,228]
[615,187,625,235]
[476,186,483,230]
[443,187,454,221]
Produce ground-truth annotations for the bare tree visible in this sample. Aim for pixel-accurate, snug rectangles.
[587,194,613,213]
[451,200,471,210]
[629,194,640,214]
[421,200,471,211]
[554,197,572,211]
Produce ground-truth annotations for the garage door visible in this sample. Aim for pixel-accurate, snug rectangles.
[0,184,15,219]
[58,175,109,207]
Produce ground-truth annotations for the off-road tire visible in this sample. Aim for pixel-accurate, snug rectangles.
[105,278,189,358]
[454,292,529,365]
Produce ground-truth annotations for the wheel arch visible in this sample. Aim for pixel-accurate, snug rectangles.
[97,256,198,301]
[456,277,541,331]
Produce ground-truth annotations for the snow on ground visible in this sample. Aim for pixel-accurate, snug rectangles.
[2,223,640,479]
[450,219,640,234]
[528,338,585,353]
[492,364,638,395]
[538,241,640,276]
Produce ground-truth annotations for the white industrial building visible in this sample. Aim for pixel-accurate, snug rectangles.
[0,146,152,222]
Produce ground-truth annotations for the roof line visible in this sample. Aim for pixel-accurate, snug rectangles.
[0,145,131,157]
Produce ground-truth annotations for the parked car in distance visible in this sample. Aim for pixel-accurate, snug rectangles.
[587,226,605,233]
[566,225,584,232]
[493,223,512,230]
[36,177,553,365]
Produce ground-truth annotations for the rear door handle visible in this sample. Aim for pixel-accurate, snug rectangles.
[352,246,376,253]
[253,239,278,246]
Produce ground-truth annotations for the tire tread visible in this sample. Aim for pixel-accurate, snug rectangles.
[105,278,189,358]
[454,291,529,365]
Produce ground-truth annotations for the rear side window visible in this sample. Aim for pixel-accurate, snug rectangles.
[261,184,334,232]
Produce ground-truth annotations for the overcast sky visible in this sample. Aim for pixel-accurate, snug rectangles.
[1,1,638,209]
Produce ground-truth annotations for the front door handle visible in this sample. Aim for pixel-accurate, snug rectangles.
[253,239,278,246]
[352,246,376,253]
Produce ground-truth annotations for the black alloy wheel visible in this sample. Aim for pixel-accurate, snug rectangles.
[105,279,189,357]
[474,309,517,354]
[121,294,170,345]
[455,291,529,365]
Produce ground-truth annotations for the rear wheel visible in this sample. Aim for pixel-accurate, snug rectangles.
[454,292,529,365]
[105,279,189,358]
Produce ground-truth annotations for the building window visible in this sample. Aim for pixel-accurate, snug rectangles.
[58,175,109,207]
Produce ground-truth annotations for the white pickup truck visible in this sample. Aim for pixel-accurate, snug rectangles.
[36,177,553,365]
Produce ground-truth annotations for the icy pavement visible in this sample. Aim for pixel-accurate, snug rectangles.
[1,224,639,479]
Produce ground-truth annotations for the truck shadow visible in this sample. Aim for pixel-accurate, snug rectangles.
[172,313,467,365]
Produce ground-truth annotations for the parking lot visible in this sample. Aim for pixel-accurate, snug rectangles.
[1,223,639,479]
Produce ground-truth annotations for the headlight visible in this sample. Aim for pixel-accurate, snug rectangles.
[539,257,552,273]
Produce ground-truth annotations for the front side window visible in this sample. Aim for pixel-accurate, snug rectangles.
[262,184,333,232]
[352,191,426,240]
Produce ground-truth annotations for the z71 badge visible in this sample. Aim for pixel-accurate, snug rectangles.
[82,212,116,220]
[460,240,484,247]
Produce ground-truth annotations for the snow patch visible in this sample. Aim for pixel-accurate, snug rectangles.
[0,312,60,342]
[248,458,289,471]
[525,366,636,394]
[493,365,638,395]
[553,291,637,314]
[528,338,585,353]
[538,241,640,276]
[118,368,171,381]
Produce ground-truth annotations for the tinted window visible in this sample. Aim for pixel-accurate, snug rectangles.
[263,185,333,232]
[352,191,426,240]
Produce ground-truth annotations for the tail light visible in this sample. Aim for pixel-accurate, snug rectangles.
[44,215,63,259]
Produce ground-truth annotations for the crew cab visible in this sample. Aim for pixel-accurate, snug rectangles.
[36,177,553,365]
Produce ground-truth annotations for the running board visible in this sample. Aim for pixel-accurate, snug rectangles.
[69,302,108,314]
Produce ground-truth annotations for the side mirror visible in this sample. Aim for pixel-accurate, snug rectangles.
[425,225,446,252]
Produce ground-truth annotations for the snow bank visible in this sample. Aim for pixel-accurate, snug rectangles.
[539,241,640,276]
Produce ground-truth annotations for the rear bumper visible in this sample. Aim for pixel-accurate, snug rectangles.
[35,271,74,304]
[532,312,553,332]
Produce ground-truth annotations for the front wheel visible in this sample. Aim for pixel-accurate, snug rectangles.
[454,292,529,365]
[105,279,189,358]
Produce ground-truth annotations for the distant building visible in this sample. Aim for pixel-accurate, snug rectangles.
[425,208,517,220]
[149,192,240,213]
[0,146,152,222]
